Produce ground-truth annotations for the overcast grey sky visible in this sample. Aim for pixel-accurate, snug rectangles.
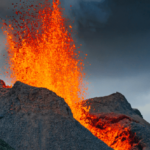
[0,0,150,123]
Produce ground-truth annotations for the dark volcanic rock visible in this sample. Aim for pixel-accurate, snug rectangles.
[133,108,143,118]
[0,80,113,150]
[0,139,15,150]
[81,92,150,150]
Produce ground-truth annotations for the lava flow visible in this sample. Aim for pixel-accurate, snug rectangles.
[1,0,138,150]
[78,108,141,150]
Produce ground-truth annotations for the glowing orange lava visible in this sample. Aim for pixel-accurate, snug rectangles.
[2,0,88,111]
[78,109,139,150]
[1,0,137,150]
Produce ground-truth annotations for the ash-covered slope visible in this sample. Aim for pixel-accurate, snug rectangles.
[80,92,150,150]
[0,80,112,150]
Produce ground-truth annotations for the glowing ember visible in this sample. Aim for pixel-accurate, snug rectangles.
[1,0,138,150]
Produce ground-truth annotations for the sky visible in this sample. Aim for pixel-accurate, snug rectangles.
[0,0,150,123]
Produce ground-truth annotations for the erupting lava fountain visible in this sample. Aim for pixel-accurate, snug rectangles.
[1,0,135,150]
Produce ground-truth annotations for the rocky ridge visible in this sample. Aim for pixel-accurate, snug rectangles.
[80,92,150,150]
[0,80,112,150]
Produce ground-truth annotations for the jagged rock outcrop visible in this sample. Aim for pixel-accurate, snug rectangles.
[0,80,113,150]
[80,92,150,150]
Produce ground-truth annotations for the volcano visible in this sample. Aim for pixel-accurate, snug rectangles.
[0,79,150,150]
[0,79,112,150]
[1,0,150,149]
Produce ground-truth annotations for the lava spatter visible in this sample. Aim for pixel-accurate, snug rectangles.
[1,0,88,112]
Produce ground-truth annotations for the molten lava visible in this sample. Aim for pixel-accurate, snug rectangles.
[1,0,138,150]
[1,0,87,110]
[78,109,140,150]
